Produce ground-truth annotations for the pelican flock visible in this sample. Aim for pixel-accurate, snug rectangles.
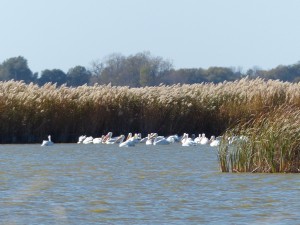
[76,132,222,148]
[40,131,247,149]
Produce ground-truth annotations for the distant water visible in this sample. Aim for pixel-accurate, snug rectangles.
[0,143,299,225]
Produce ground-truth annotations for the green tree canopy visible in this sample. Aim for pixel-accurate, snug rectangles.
[67,66,91,86]
[205,67,237,83]
[38,69,67,86]
[0,56,35,83]
[159,68,207,85]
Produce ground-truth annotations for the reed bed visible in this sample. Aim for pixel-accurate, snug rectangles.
[218,105,300,173]
[1,78,300,144]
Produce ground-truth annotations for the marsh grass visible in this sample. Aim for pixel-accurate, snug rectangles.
[1,78,300,144]
[218,106,300,173]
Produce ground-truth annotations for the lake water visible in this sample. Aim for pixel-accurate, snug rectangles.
[0,143,299,225]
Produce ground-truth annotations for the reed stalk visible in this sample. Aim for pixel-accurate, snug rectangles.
[0,78,300,147]
[218,105,300,173]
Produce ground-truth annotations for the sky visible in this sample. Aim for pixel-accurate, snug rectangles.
[1,0,300,74]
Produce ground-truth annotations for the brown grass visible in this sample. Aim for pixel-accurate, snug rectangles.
[0,78,300,143]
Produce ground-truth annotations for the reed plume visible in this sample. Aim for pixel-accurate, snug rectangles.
[0,78,299,144]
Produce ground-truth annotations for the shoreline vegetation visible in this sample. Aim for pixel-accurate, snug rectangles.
[218,106,300,173]
[1,78,300,172]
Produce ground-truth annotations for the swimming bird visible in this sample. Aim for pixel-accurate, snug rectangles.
[119,135,136,147]
[166,134,179,143]
[140,135,149,143]
[77,135,86,144]
[102,132,113,144]
[105,132,121,144]
[227,135,248,145]
[41,135,54,146]
[209,135,220,147]
[93,136,103,144]
[181,133,196,146]
[145,133,158,145]
[200,133,209,145]
[83,136,93,144]
[194,134,202,144]
[153,136,171,145]
[114,135,126,144]
[133,133,142,144]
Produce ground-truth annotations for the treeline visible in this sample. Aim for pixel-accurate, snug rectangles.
[1,52,300,87]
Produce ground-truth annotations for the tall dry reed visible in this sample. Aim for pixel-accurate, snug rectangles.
[0,78,300,143]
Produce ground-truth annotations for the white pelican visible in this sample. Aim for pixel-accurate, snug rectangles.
[140,135,149,143]
[145,133,157,145]
[228,135,248,145]
[166,134,179,143]
[114,135,126,144]
[194,134,202,144]
[77,135,86,144]
[122,132,141,144]
[41,135,54,146]
[83,136,93,144]
[210,135,220,147]
[200,133,209,145]
[132,133,142,144]
[181,133,196,146]
[153,136,171,145]
[93,136,103,144]
[105,134,125,144]
[125,133,133,141]
[105,132,118,144]
[99,132,113,144]
[119,135,135,147]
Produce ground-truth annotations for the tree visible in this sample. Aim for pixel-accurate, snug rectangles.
[90,51,173,87]
[159,69,206,85]
[205,67,237,83]
[0,56,35,83]
[139,65,155,86]
[100,53,127,85]
[38,69,67,86]
[66,66,91,86]
[260,63,300,82]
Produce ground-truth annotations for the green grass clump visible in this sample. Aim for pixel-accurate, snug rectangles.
[218,105,300,173]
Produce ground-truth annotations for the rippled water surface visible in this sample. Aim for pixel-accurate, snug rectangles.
[0,143,300,225]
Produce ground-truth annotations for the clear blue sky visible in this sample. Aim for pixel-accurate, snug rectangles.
[1,0,300,74]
